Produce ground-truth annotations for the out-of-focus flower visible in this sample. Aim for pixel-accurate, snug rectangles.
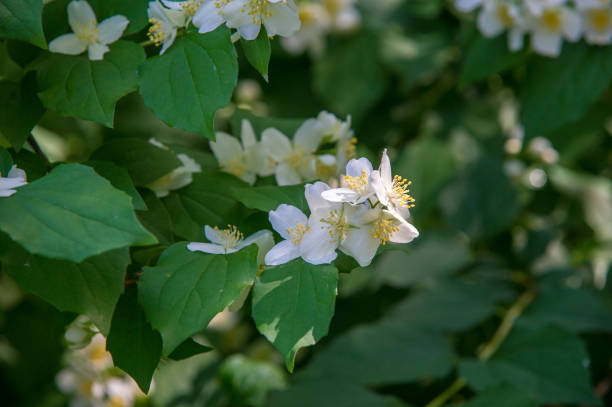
[477,0,526,51]
[49,0,129,60]
[146,138,201,197]
[581,5,612,44]
[527,2,581,56]
[0,165,27,197]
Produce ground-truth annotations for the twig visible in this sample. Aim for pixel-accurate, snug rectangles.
[27,134,50,165]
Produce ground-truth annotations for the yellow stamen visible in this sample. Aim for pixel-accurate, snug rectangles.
[75,21,100,44]
[540,9,563,32]
[181,0,202,17]
[496,4,515,27]
[213,224,244,248]
[344,169,368,193]
[370,216,400,245]
[147,17,166,46]
[220,154,246,177]
[316,160,336,179]
[391,174,416,208]
[287,146,310,170]
[343,137,357,160]
[588,8,612,32]
[238,0,277,25]
[319,209,348,242]
[286,221,310,245]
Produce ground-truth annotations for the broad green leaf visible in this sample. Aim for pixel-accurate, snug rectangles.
[1,234,128,335]
[440,157,519,240]
[163,172,245,241]
[87,160,147,210]
[137,189,174,246]
[521,43,612,140]
[395,137,456,220]
[460,326,600,405]
[269,379,408,407]
[0,146,12,175]
[252,260,338,372]
[314,31,385,118]
[518,285,612,333]
[107,286,162,393]
[37,41,145,127]
[139,243,258,355]
[88,0,148,35]
[230,184,308,213]
[461,385,537,407]
[0,164,157,262]
[375,232,471,287]
[241,26,271,80]
[10,148,47,181]
[0,0,46,48]
[461,34,526,84]
[0,73,44,150]
[139,28,238,140]
[168,338,212,361]
[299,320,454,385]
[90,138,182,187]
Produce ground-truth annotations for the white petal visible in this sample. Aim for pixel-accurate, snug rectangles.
[97,15,129,44]
[204,225,223,244]
[87,42,109,60]
[300,226,338,265]
[455,0,482,12]
[49,33,87,55]
[221,0,254,30]
[321,187,359,203]
[68,0,97,31]
[345,157,373,178]
[7,166,26,181]
[532,30,563,57]
[241,229,275,264]
[340,227,379,267]
[477,9,504,37]
[178,153,202,174]
[237,23,262,41]
[187,242,236,254]
[379,148,392,186]
[160,28,177,54]
[389,219,419,244]
[269,204,307,239]
[265,240,301,265]
[210,132,243,163]
[305,181,334,213]
[193,0,225,33]
[0,189,17,197]
[0,178,27,190]
[294,118,322,151]
[370,170,390,207]
[275,161,302,185]
[265,0,301,37]
[508,27,524,51]
[562,8,582,41]
[260,128,292,161]
[240,119,257,148]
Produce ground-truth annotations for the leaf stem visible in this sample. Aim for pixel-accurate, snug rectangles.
[140,39,156,47]
[423,286,537,407]
[27,134,50,165]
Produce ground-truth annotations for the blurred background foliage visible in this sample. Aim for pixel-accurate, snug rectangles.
[1,0,612,406]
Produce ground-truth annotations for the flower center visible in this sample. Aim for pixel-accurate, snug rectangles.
[241,0,276,25]
[286,221,310,245]
[181,0,202,17]
[344,169,368,194]
[213,225,244,249]
[370,216,400,245]
[343,137,357,160]
[220,154,246,177]
[540,9,563,33]
[315,159,336,179]
[299,5,317,24]
[390,175,415,208]
[589,9,612,32]
[75,21,100,44]
[496,4,515,27]
[148,18,167,46]
[287,146,310,169]
[324,0,342,16]
[319,209,348,242]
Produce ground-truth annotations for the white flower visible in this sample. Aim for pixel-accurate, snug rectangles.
[146,139,201,197]
[260,126,322,185]
[527,3,581,57]
[477,0,526,51]
[370,149,416,220]
[282,2,330,55]
[575,0,611,10]
[49,0,129,60]
[194,0,301,41]
[525,0,568,16]
[455,0,486,12]
[210,119,264,184]
[265,203,312,265]
[147,1,182,54]
[323,0,360,32]
[188,225,274,264]
[106,378,141,407]
[0,165,27,197]
[581,6,612,44]
[321,157,374,205]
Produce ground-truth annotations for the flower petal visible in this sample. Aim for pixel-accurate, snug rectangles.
[275,161,302,185]
[187,242,237,254]
[389,219,419,244]
[269,204,307,239]
[193,0,226,33]
[68,0,97,31]
[210,132,243,163]
[562,8,582,41]
[265,240,301,266]
[240,119,257,148]
[477,9,504,37]
[260,128,292,161]
[340,227,379,267]
[87,42,110,60]
[370,170,390,207]
[240,229,275,265]
[305,181,335,213]
[265,0,301,37]
[97,15,129,44]
[204,225,224,244]
[7,165,26,181]
[378,148,392,186]
[455,0,482,12]
[237,23,262,41]
[532,30,563,57]
[321,187,359,203]
[49,33,87,55]
[345,157,373,177]
[294,118,322,151]
[300,225,338,265]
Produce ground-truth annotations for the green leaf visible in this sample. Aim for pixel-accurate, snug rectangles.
[90,138,182,187]
[461,34,526,84]
[241,26,271,80]
[107,286,162,393]
[521,43,612,140]
[163,172,245,241]
[375,232,471,287]
[139,243,258,355]
[0,73,44,150]
[395,137,456,220]
[269,379,408,407]
[139,27,238,140]
[314,31,385,118]
[0,146,13,175]
[230,184,308,213]
[10,148,47,181]
[299,320,454,385]
[461,385,537,407]
[88,0,148,35]
[87,160,147,210]
[1,234,128,335]
[0,0,46,48]
[460,326,600,405]
[168,338,212,361]
[440,157,519,240]
[0,164,157,262]
[252,260,338,372]
[37,40,145,127]
[137,189,174,246]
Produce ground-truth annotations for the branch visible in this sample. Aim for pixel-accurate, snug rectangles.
[27,134,50,165]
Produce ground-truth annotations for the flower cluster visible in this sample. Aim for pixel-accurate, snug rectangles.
[146,0,200,54]
[455,0,612,57]
[265,149,419,267]
[282,0,361,56]
[210,111,356,186]
[0,165,27,197]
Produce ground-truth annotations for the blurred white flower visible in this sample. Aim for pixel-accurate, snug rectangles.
[581,6,612,44]
[188,225,274,262]
[49,0,129,60]
[477,0,526,51]
[575,0,611,9]
[146,139,201,197]
[455,0,486,12]
[323,0,361,31]
[0,165,27,197]
[526,3,581,56]
[282,2,330,55]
